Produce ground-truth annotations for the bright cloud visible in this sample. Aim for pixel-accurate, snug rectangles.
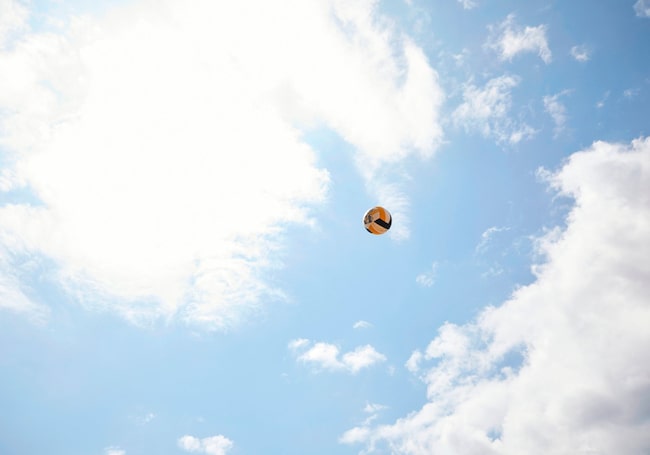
[543,91,571,136]
[487,14,552,64]
[0,0,28,48]
[453,75,536,144]
[289,339,387,374]
[570,44,590,62]
[0,0,444,327]
[341,137,650,454]
[178,435,233,455]
[415,262,437,287]
[634,0,650,18]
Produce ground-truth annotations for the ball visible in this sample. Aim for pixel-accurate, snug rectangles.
[363,206,392,235]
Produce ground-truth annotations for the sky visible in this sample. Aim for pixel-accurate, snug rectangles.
[0,0,649,454]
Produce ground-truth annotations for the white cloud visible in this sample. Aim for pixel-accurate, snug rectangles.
[104,447,126,455]
[0,0,29,49]
[341,137,650,454]
[543,90,571,136]
[0,0,444,327]
[634,0,650,18]
[288,338,311,351]
[130,411,156,425]
[596,90,610,109]
[353,320,373,329]
[405,349,423,373]
[178,435,233,455]
[457,0,477,10]
[290,338,387,374]
[453,75,536,144]
[360,402,389,426]
[475,226,510,254]
[570,45,590,62]
[624,88,640,99]
[415,262,437,287]
[0,243,50,323]
[364,402,388,414]
[487,14,552,64]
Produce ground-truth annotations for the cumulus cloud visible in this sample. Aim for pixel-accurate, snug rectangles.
[634,0,650,18]
[487,14,552,64]
[0,0,29,48]
[341,137,650,454]
[178,435,233,455]
[453,75,536,144]
[543,90,571,136]
[0,0,444,326]
[289,338,387,374]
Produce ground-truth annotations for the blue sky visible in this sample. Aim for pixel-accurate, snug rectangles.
[1,0,649,454]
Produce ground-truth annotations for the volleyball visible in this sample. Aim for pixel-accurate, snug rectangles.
[363,206,392,235]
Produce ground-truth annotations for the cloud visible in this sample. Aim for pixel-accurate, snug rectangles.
[357,402,389,427]
[543,90,571,137]
[570,45,590,62]
[487,14,552,64]
[624,88,640,99]
[364,402,388,414]
[289,338,387,374]
[453,75,536,144]
[353,320,373,329]
[341,137,650,454]
[0,0,444,327]
[475,226,510,255]
[104,448,126,455]
[634,0,650,18]
[0,243,50,323]
[0,0,29,49]
[405,350,423,374]
[415,262,437,287]
[457,0,477,10]
[178,435,233,455]
[596,91,610,109]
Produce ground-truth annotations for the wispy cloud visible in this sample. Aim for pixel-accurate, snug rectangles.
[624,88,640,99]
[289,339,387,374]
[596,90,610,108]
[475,226,510,255]
[341,137,650,454]
[415,262,438,287]
[634,0,650,18]
[0,246,50,323]
[353,320,373,330]
[543,90,571,136]
[457,0,477,10]
[0,0,444,327]
[487,14,552,63]
[104,448,126,455]
[570,44,591,62]
[178,435,233,455]
[453,75,536,144]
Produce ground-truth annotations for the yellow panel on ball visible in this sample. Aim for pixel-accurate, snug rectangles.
[363,206,392,235]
